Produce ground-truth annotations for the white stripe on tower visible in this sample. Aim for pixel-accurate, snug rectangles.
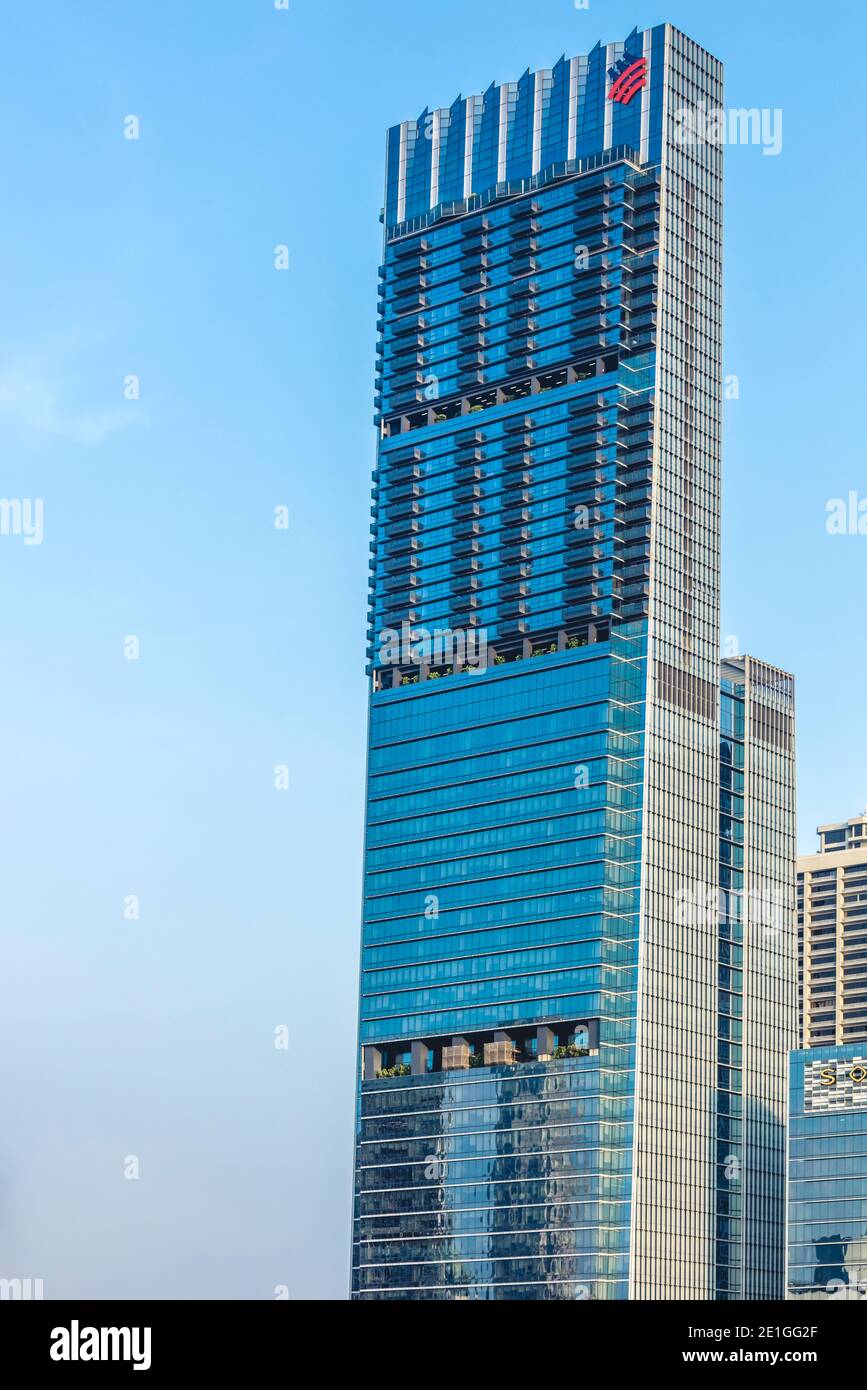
[463,97,476,198]
[641,29,652,162]
[532,72,543,174]
[497,85,508,183]
[396,123,408,223]
[567,57,578,162]
[604,44,615,149]
[430,110,441,209]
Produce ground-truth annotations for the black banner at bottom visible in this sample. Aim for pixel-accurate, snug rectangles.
[2,1298,861,1375]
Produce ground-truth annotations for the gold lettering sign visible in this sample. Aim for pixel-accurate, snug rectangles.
[819,1065,867,1086]
[806,1057,867,1110]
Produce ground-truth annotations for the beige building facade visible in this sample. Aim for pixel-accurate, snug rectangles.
[798,814,867,1048]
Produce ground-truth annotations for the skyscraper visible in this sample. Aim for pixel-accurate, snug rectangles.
[787,1045,867,1299]
[797,816,867,1049]
[352,23,796,1300]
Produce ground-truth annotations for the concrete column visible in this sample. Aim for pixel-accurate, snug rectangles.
[536,1025,555,1060]
[362,1045,382,1081]
[411,1040,430,1076]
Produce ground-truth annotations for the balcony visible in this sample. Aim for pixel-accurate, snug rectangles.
[362,1021,598,1081]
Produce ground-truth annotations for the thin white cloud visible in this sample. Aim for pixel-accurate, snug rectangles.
[0,357,145,445]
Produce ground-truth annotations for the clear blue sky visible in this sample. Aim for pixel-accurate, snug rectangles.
[0,0,863,1300]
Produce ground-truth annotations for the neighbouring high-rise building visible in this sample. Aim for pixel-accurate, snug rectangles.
[351,23,797,1300]
[787,1045,867,1299]
[797,816,867,1049]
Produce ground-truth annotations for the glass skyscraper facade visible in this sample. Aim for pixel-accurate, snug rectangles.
[788,1045,867,1299]
[720,657,798,1299]
[352,23,796,1299]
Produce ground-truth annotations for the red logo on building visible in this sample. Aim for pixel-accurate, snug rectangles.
[607,56,647,106]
